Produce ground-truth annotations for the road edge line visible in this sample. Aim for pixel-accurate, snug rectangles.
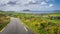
[24,27,28,32]
[0,26,6,32]
[19,19,37,34]
[0,22,10,32]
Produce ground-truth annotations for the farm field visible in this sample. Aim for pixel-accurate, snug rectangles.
[16,13,60,34]
[0,11,10,31]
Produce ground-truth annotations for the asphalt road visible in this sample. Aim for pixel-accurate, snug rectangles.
[0,17,35,34]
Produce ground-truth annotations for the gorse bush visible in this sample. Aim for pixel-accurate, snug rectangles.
[13,13,60,34]
[0,11,10,31]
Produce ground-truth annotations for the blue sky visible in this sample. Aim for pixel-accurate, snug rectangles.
[0,0,60,11]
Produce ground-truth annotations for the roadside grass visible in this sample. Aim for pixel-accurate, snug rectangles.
[13,13,60,34]
[0,12,10,31]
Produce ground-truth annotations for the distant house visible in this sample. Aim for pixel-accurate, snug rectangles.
[23,9,30,11]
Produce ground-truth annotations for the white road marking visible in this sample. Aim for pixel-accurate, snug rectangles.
[24,27,28,32]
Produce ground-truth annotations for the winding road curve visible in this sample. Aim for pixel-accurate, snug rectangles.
[0,17,35,34]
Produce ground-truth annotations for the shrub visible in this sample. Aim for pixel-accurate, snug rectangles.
[35,24,38,27]
[48,22,56,26]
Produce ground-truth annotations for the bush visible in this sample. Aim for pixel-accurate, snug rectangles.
[48,22,56,26]
[35,24,38,27]
[40,23,48,29]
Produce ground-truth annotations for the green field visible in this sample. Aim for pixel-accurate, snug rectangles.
[15,13,60,34]
[0,11,10,31]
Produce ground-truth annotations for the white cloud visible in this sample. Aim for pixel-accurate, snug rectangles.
[0,0,54,11]
[40,1,47,5]
[45,0,54,2]
[49,4,53,7]
[0,0,10,4]
[31,0,36,3]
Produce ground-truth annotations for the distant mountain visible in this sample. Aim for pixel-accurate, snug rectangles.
[53,10,60,13]
[23,9,30,11]
[20,10,60,14]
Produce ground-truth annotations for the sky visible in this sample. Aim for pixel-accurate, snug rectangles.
[0,0,60,11]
